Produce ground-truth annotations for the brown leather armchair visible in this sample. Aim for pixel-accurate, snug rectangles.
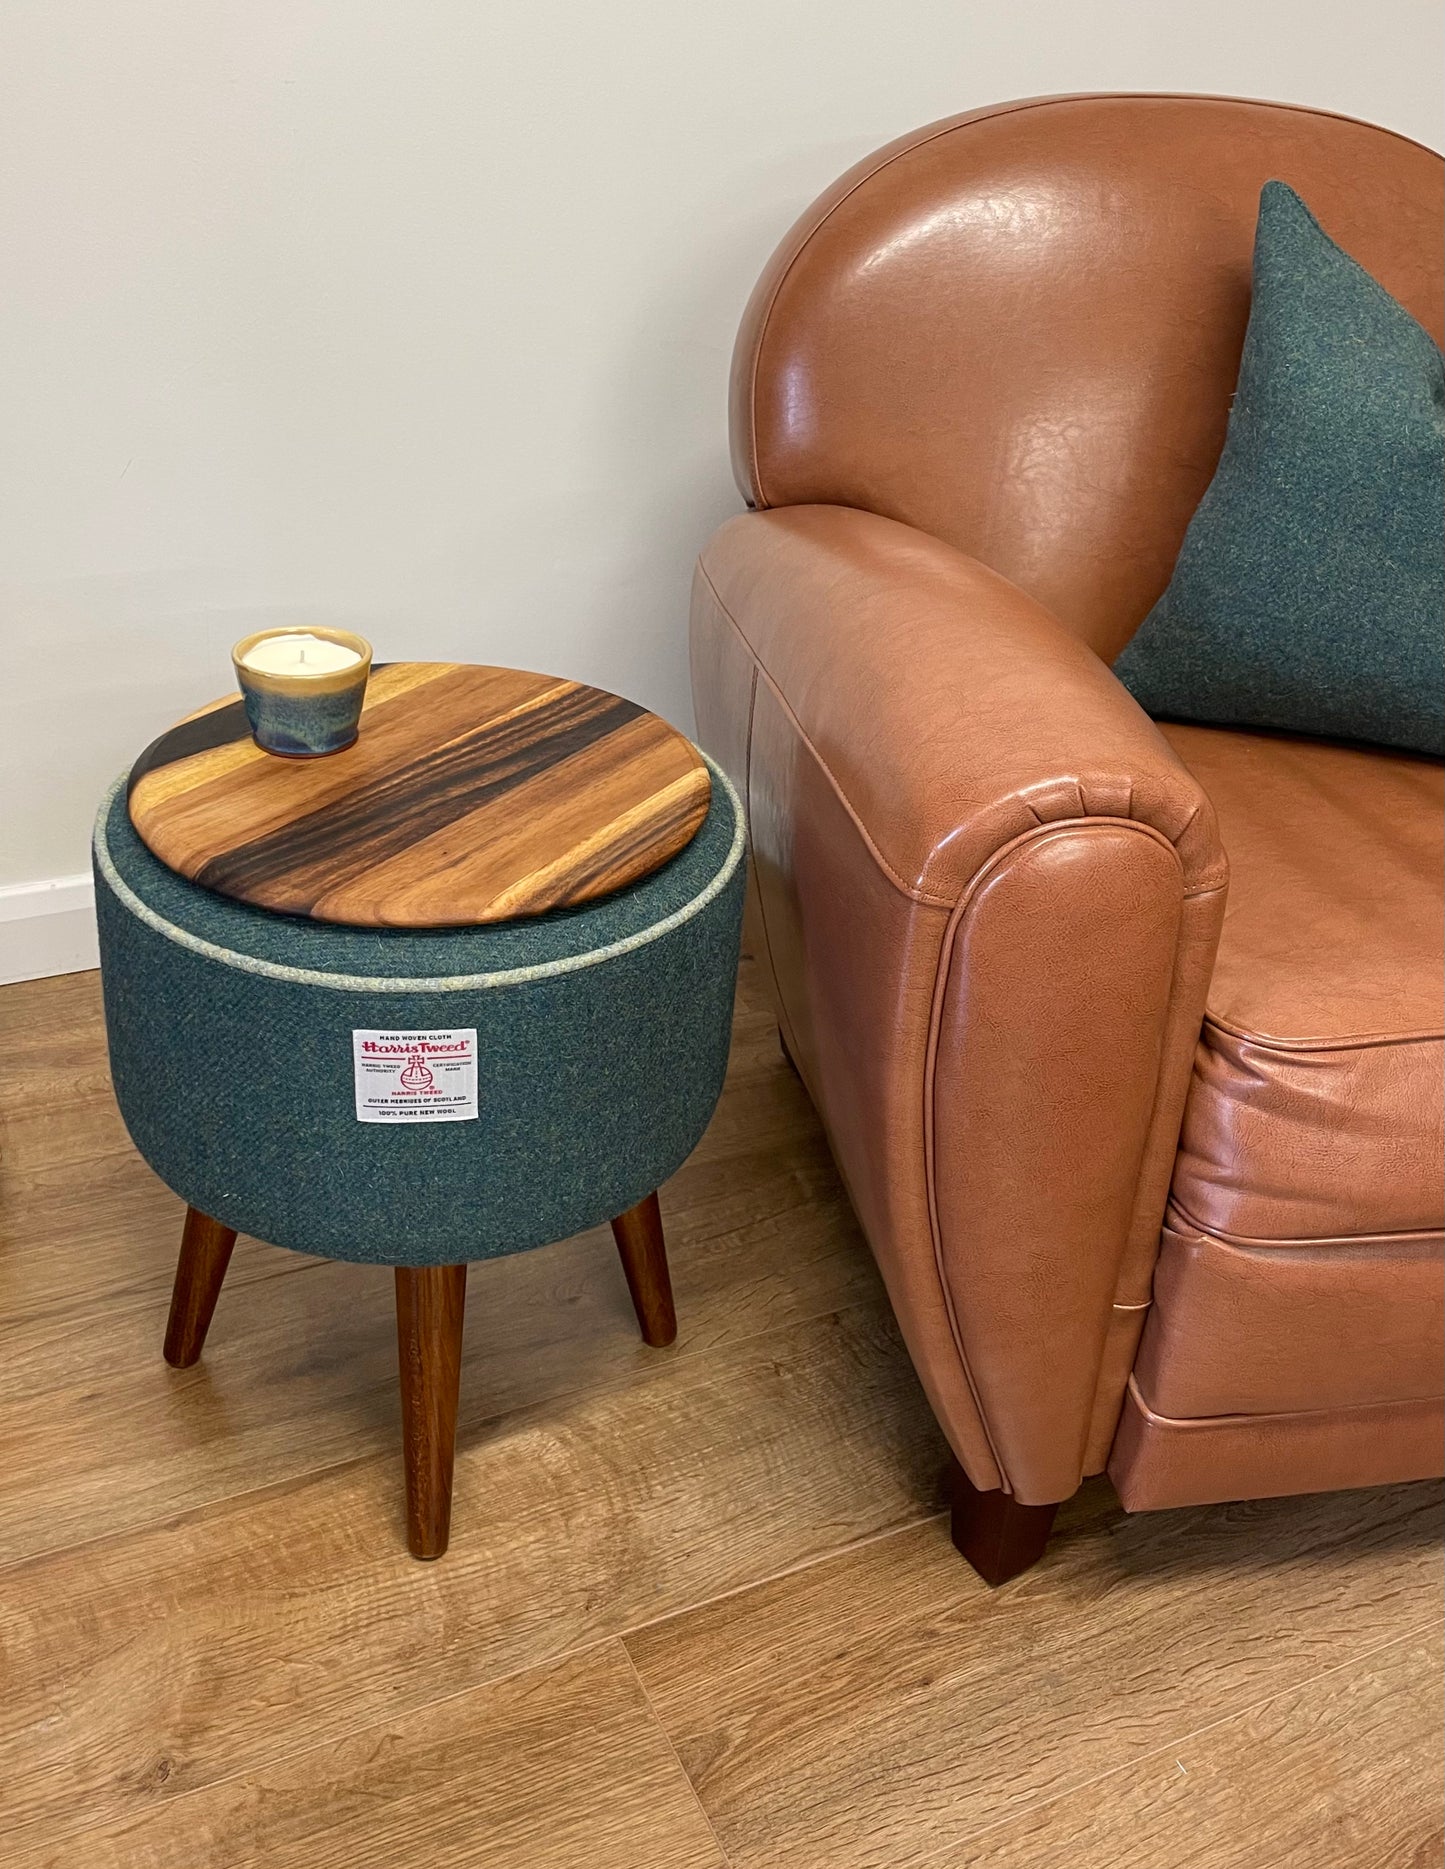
[690,94,1445,1582]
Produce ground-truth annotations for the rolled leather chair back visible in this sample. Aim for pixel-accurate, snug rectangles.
[731,94,1444,659]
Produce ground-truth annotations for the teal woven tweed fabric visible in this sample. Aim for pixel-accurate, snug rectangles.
[1114,181,1445,756]
[94,764,744,1266]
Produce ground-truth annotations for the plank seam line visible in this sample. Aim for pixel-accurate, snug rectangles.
[620,1644,736,1868]
[616,1505,947,1646]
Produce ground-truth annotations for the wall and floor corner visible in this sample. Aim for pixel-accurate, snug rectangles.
[1,1,1441,984]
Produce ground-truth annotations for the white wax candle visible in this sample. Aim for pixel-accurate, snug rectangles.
[238,633,363,676]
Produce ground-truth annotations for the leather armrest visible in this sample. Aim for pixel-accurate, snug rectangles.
[691,504,1228,1503]
[695,505,1225,902]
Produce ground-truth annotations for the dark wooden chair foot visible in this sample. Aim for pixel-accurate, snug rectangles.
[163,1206,238,1367]
[949,1458,1062,1586]
[610,1191,677,1347]
[395,1264,467,1560]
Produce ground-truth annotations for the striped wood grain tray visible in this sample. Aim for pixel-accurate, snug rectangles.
[126,662,712,928]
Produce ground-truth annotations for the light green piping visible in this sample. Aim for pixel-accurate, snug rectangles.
[93,758,745,995]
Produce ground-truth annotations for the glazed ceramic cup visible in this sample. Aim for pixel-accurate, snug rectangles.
[231,628,373,757]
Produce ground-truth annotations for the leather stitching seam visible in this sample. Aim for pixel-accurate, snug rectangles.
[696,561,952,904]
[1163,1199,1445,1253]
[922,818,1191,1497]
[739,655,804,1067]
[1124,1372,1445,1428]
[1201,1009,1445,1053]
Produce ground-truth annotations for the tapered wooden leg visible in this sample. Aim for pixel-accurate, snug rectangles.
[394,1265,467,1560]
[610,1191,677,1348]
[163,1206,238,1367]
[948,1458,1062,1586]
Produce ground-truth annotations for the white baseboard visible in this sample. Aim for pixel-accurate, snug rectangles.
[0,873,99,984]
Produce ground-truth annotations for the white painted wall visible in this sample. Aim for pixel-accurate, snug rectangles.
[2,1,1441,977]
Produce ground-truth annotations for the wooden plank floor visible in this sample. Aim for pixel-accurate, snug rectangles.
[1,960,1440,1867]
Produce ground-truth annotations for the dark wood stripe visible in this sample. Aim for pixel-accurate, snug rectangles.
[125,664,400,797]
[126,700,251,799]
[193,687,647,905]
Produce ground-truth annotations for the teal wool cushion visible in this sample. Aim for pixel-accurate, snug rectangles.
[1114,181,1445,756]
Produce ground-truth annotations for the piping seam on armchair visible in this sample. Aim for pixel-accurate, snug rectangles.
[921,817,1219,1495]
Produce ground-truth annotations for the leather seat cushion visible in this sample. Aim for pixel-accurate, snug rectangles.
[1132,725,1444,1421]
[1135,1209,1443,1417]
[1164,724,1443,1241]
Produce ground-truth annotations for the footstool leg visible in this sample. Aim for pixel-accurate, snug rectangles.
[164,1206,238,1367]
[610,1191,677,1348]
[394,1264,467,1560]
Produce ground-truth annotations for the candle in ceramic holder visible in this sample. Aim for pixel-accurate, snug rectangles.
[232,628,373,758]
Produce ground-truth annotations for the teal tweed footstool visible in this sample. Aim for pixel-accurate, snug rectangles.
[95,663,746,1557]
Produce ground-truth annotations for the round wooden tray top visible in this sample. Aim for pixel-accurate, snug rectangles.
[127,663,712,928]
